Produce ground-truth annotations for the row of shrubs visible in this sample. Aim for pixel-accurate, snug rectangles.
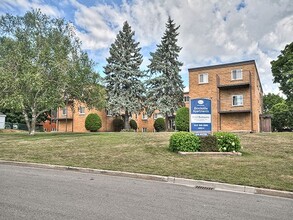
[85,112,168,132]
[84,106,190,132]
[169,131,241,152]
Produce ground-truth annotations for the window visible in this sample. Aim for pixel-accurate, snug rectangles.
[183,96,190,102]
[153,113,163,120]
[106,110,113,116]
[231,69,242,80]
[62,108,67,116]
[199,73,208,84]
[232,95,243,106]
[78,106,85,115]
[142,113,148,120]
[142,128,147,132]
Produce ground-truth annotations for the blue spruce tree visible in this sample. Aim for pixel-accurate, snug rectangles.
[146,17,184,130]
[104,21,145,129]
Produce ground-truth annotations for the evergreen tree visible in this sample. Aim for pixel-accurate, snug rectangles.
[146,17,184,128]
[104,21,145,129]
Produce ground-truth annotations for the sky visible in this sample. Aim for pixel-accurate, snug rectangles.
[0,0,292,94]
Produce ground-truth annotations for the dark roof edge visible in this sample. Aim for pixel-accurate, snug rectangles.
[188,60,255,71]
[188,60,263,93]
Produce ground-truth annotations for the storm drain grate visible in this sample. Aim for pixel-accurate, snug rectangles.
[195,186,214,190]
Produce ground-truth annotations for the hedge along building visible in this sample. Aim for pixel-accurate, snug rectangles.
[189,60,264,133]
[54,101,165,132]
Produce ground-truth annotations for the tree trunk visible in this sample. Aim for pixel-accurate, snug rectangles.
[30,113,37,135]
[23,110,32,135]
[124,109,130,130]
[22,110,37,135]
[165,112,169,131]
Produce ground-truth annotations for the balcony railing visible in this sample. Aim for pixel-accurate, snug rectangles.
[217,97,251,114]
[217,70,251,88]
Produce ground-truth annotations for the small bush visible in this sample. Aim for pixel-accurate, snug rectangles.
[214,132,241,152]
[169,132,200,152]
[175,107,189,131]
[129,119,138,130]
[85,113,102,132]
[154,118,166,132]
[113,118,124,132]
[199,135,218,152]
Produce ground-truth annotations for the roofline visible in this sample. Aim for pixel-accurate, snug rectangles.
[188,60,256,71]
[188,60,263,93]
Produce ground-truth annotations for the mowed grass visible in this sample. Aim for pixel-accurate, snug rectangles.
[0,131,292,191]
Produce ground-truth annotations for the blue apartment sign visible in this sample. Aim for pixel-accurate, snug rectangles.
[190,98,212,135]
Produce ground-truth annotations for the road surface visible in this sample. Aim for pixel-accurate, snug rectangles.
[0,164,292,219]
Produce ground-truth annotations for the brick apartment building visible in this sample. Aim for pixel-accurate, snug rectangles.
[189,60,263,132]
[44,60,264,133]
[54,102,167,133]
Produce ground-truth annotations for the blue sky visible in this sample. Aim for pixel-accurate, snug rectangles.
[1,0,292,94]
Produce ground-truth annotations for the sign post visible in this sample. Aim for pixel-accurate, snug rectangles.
[190,98,212,135]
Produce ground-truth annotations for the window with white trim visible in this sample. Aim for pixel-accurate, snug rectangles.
[78,106,85,115]
[153,113,163,120]
[142,128,147,132]
[106,110,113,116]
[142,113,148,120]
[231,69,242,80]
[62,108,67,116]
[232,95,243,106]
[183,96,190,102]
[199,73,208,84]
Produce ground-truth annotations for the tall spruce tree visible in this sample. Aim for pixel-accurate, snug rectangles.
[146,17,184,129]
[104,21,145,129]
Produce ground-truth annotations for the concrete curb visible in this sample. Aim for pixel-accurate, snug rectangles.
[178,152,242,156]
[0,160,292,199]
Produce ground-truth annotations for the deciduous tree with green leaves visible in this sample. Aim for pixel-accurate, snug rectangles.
[271,42,293,101]
[263,93,284,114]
[146,17,184,128]
[104,21,145,129]
[0,9,105,135]
[270,102,293,131]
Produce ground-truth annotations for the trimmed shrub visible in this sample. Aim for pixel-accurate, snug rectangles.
[129,119,138,130]
[85,113,102,132]
[175,107,189,131]
[169,132,200,152]
[214,132,241,152]
[154,118,166,132]
[199,135,218,152]
[113,118,124,132]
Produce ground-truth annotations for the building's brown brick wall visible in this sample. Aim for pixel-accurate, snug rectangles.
[56,103,161,132]
[189,60,263,133]
[56,104,114,132]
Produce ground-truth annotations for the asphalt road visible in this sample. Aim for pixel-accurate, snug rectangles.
[0,164,292,220]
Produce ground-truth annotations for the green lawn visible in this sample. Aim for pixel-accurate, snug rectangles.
[0,131,292,191]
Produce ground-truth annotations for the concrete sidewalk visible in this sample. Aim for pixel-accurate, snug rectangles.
[0,160,292,199]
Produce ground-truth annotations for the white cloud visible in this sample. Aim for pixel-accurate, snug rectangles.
[1,0,292,94]
[0,0,63,17]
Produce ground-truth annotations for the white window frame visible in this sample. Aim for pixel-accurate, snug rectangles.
[106,110,113,117]
[199,73,208,84]
[142,128,147,132]
[62,108,67,116]
[142,113,148,120]
[231,69,243,80]
[232,95,243,106]
[183,96,190,102]
[78,106,85,115]
[153,113,163,120]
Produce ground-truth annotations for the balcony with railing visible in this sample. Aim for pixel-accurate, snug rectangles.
[217,70,251,89]
[218,95,252,114]
[56,107,73,120]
